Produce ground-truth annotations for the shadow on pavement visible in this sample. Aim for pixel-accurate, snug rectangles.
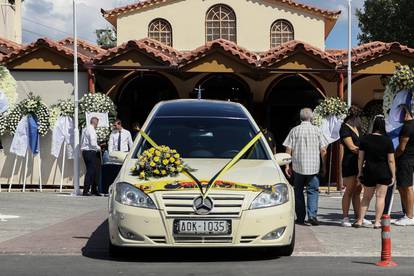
[82,220,282,262]
[317,212,376,227]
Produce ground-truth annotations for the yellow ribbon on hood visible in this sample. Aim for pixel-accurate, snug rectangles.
[136,130,269,195]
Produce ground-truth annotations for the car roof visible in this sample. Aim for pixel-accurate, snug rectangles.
[155,99,248,119]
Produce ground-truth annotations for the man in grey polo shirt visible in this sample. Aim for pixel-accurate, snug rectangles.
[283,108,328,226]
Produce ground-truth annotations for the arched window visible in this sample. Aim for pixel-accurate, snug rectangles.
[270,20,294,48]
[206,4,236,43]
[148,18,173,46]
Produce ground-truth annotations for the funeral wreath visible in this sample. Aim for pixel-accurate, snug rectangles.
[79,92,116,143]
[5,92,50,136]
[49,98,75,129]
[312,97,348,126]
[0,66,17,136]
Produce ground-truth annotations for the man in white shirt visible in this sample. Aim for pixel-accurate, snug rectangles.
[283,108,328,226]
[108,119,133,153]
[81,117,100,196]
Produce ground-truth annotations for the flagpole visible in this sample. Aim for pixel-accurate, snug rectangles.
[347,0,352,107]
[72,0,81,196]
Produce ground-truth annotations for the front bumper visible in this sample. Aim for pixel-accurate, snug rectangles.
[108,200,295,248]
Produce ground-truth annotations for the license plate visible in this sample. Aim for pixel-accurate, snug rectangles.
[173,219,231,235]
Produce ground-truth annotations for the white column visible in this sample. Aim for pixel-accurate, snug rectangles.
[347,0,352,107]
[72,0,81,196]
[14,0,22,43]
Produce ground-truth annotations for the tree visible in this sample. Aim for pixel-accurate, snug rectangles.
[96,28,117,49]
[356,0,414,47]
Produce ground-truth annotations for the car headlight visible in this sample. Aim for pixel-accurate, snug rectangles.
[250,183,289,209]
[115,182,157,209]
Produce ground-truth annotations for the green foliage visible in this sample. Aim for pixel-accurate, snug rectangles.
[356,0,414,47]
[96,28,117,49]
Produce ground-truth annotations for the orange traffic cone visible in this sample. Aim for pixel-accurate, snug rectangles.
[376,214,397,267]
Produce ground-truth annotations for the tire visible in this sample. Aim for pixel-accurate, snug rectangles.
[108,239,124,258]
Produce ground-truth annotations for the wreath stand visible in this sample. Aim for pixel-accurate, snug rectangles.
[59,142,67,193]
[8,141,43,193]
[326,145,333,195]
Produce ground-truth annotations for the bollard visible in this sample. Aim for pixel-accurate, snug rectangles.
[376,214,397,267]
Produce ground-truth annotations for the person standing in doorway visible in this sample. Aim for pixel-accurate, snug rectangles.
[283,108,328,226]
[81,117,101,196]
[394,105,414,226]
[339,108,371,227]
[108,119,133,153]
[354,116,396,228]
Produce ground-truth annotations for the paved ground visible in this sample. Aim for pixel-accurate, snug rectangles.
[0,256,413,276]
[0,192,413,275]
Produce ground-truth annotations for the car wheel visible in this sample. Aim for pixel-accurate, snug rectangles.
[277,226,295,256]
[108,239,124,258]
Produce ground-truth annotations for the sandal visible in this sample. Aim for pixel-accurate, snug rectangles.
[374,224,382,229]
[352,222,362,228]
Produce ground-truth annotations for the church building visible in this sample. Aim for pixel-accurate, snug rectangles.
[1,0,414,187]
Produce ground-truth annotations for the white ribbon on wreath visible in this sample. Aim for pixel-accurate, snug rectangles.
[385,90,412,148]
[10,115,40,157]
[51,116,74,159]
[320,115,343,145]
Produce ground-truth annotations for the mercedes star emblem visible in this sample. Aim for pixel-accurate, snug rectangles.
[193,196,214,215]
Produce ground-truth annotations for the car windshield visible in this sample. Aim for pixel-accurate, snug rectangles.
[133,117,269,160]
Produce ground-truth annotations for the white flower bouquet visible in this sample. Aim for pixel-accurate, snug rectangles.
[0,66,17,136]
[312,97,348,126]
[79,93,117,143]
[383,65,414,117]
[388,65,414,92]
[0,113,6,135]
[5,92,50,136]
[49,99,75,129]
[0,66,17,108]
[95,127,111,144]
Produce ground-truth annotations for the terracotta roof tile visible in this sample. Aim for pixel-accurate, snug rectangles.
[1,38,90,64]
[94,38,182,65]
[0,37,22,55]
[260,40,338,67]
[102,0,341,25]
[334,41,414,66]
[58,37,106,58]
[179,39,260,67]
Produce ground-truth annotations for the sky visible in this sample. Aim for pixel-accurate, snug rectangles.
[22,0,365,49]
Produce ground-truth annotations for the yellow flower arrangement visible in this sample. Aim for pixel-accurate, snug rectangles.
[132,145,194,180]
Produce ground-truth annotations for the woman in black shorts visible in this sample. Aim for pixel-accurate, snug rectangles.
[353,116,396,228]
[339,108,363,227]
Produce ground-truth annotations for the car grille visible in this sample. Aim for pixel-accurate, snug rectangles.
[147,236,167,244]
[174,236,233,244]
[240,236,259,244]
[160,193,245,217]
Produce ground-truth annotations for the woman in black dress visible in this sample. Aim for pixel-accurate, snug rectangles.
[354,116,396,228]
[339,108,363,227]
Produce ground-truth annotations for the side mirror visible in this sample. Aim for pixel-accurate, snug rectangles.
[108,151,128,164]
[274,153,292,166]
